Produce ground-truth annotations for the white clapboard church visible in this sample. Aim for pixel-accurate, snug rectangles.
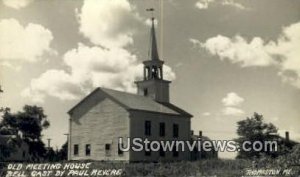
[67,17,193,162]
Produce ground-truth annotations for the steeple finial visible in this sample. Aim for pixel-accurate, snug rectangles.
[146,8,160,61]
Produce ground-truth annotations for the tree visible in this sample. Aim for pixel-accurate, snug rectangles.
[57,141,68,161]
[0,105,50,161]
[0,136,21,161]
[0,88,27,161]
[45,147,58,162]
[42,141,68,162]
[0,108,18,161]
[235,112,278,159]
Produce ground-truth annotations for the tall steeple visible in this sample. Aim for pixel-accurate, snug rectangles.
[149,17,160,61]
[135,10,171,103]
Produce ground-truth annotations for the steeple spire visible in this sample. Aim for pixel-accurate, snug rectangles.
[149,17,160,61]
[146,8,160,61]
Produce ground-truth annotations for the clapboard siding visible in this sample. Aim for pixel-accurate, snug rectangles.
[69,94,130,161]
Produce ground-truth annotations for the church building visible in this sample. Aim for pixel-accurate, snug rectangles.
[67,17,193,162]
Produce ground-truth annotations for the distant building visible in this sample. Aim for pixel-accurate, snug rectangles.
[190,131,218,160]
[268,131,298,154]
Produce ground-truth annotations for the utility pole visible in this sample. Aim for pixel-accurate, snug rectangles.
[47,138,52,148]
[64,133,69,160]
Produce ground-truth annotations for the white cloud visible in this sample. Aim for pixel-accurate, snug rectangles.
[63,43,142,92]
[77,0,140,48]
[23,43,176,102]
[222,0,245,10]
[202,112,211,116]
[222,106,244,116]
[220,92,245,116]
[145,18,158,27]
[2,0,33,9]
[163,65,176,81]
[199,35,276,67]
[195,0,246,10]
[63,43,175,91]
[22,70,82,103]
[274,22,300,88]
[0,18,55,63]
[222,92,244,106]
[23,0,176,102]
[192,21,300,89]
[189,38,202,48]
[195,0,214,9]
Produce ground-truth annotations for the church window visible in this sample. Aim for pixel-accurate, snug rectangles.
[105,144,111,156]
[173,124,179,138]
[145,143,151,156]
[118,143,123,155]
[144,88,148,96]
[105,144,111,150]
[145,121,151,136]
[173,147,179,157]
[74,144,79,156]
[159,146,165,157]
[159,122,165,137]
[85,144,91,156]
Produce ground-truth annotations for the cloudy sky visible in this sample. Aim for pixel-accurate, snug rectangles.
[0,0,299,158]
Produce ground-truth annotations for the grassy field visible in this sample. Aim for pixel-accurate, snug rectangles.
[103,159,252,177]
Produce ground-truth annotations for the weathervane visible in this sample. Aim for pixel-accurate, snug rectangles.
[146,8,155,21]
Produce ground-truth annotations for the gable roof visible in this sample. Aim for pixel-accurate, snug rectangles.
[191,134,212,142]
[159,102,193,117]
[68,87,192,117]
[267,134,299,146]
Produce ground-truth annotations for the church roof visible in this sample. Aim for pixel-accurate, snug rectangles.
[191,134,212,141]
[68,87,192,117]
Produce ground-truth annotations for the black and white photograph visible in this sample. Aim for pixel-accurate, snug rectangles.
[0,0,299,176]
